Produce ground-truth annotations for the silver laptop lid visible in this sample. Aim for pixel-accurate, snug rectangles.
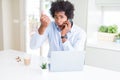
[49,51,85,72]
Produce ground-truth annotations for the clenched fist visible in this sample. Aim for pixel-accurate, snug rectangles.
[38,12,51,35]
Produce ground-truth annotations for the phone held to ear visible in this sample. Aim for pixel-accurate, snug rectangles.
[61,19,73,30]
[68,19,73,26]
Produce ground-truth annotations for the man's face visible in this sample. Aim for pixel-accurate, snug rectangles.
[54,11,67,28]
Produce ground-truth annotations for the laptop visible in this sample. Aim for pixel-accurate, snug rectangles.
[49,51,85,72]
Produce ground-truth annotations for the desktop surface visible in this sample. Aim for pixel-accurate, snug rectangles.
[0,50,120,80]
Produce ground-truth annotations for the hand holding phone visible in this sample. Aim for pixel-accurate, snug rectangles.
[68,19,73,27]
[61,19,73,36]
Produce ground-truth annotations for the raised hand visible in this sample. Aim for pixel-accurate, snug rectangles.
[40,12,51,28]
[38,12,51,35]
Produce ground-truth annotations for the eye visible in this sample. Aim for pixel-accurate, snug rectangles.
[54,16,58,19]
[60,16,64,19]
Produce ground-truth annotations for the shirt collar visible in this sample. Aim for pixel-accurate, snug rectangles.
[55,23,61,32]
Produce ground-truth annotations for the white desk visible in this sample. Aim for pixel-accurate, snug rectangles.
[0,50,120,80]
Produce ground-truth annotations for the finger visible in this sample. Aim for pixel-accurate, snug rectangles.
[66,20,71,25]
[66,20,72,28]
[63,20,70,26]
[41,16,50,25]
[65,24,68,29]
[43,18,50,23]
[40,12,47,20]
[41,14,47,19]
[40,15,48,22]
[41,14,49,19]
[68,21,71,27]
[41,16,50,22]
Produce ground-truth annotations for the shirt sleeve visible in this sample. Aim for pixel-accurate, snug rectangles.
[62,30,86,51]
[73,30,86,51]
[30,22,53,49]
[30,31,48,49]
[62,40,74,51]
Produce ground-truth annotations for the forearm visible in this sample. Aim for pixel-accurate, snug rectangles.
[38,25,47,35]
[62,40,74,50]
[62,39,86,51]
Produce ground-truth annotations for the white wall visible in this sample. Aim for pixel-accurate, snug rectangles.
[87,0,102,40]
[2,0,12,50]
[69,0,88,31]
[1,0,21,51]
[0,0,3,50]
[86,0,120,71]
[11,0,21,50]
[19,0,26,52]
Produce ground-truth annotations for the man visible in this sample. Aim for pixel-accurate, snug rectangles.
[30,1,86,57]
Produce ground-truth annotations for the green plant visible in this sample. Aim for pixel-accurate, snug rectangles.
[108,25,118,33]
[98,25,118,33]
[99,25,108,32]
[41,63,47,69]
[115,33,120,39]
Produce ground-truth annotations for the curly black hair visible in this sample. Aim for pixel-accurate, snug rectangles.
[50,1,74,19]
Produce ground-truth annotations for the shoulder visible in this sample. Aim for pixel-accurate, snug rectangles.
[49,21,56,26]
[46,21,56,30]
[72,24,86,35]
[72,24,86,39]
[47,21,57,29]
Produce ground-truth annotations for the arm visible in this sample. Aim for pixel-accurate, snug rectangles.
[62,29,86,51]
[61,20,71,43]
[30,13,51,49]
[60,20,86,51]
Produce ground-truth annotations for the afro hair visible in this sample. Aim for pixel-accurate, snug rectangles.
[50,1,74,19]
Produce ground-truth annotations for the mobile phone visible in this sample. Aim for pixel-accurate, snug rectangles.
[61,19,73,30]
[68,19,73,26]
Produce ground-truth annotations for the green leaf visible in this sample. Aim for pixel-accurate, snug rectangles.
[41,63,47,69]
[99,25,108,32]
[107,25,118,33]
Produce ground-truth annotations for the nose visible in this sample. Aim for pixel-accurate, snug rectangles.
[56,18,62,25]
